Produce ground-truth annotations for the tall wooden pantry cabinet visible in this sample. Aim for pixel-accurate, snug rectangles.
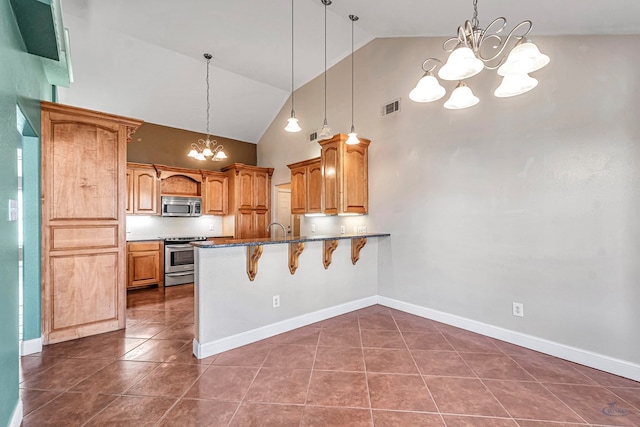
[41,101,142,344]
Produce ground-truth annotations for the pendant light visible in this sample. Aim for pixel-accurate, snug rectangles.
[188,53,227,161]
[284,0,301,132]
[318,0,332,141]
[345,14,359,145]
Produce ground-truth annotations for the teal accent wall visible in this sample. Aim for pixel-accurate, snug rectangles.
[1,2,52,424]
[22,136,41,342]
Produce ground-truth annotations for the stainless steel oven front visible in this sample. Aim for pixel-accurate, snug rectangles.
[163,237,205,286]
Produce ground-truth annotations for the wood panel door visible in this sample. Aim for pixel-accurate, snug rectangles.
[41,101,142,344]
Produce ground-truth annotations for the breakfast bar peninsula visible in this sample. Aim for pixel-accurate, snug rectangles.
[191,233,390,359]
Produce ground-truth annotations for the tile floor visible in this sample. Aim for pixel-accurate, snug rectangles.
[20,284,640,426]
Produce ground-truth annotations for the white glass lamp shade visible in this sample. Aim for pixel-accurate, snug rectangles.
[494,73,538,98]
[346,125,359,145]
[409,73,446,103]
[438,47,484,81]
[202,146,213,157]
[188,148,199,158]
[195,152,206,161]
[498,41,550,76]
[318,120,332,141]
[444,82,479,110]
[212,149,227,161]
[285,116,302,132]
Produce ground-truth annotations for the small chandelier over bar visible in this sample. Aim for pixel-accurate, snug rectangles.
[409,0,549,110]
[188,53,227,161]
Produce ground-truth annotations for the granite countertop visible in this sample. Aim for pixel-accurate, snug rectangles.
[127,235,233,242]
[191,233,390,248]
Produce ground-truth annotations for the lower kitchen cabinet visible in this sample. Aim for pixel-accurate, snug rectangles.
[127,241,164,289]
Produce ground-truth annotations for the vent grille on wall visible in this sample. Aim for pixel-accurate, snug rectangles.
[381,99,401,116]
[308,131,318,143]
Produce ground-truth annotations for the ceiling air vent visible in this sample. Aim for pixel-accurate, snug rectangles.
[308,131,318,143]
[381,99,401,116]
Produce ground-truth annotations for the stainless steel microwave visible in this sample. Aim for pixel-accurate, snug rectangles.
[161,196,202,217]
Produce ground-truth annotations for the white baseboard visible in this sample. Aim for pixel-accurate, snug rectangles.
[378,296,640,382]
[9,400,23,427]
[194,296,378,359]
[20,336,43,356]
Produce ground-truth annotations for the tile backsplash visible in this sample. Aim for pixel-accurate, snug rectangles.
[126,215,225,240]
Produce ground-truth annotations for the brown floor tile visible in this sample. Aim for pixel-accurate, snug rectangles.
[361,329,406,349]
[20,357,112,391]
[212,342,272,367]
[609,386,640,410]
[268,326,321,346]
[126,362,207,397]
[120,338,188,362]
[229,402,304,426]
[22,392,117,427]
[485,380,585,423]
[19,356,58,383]
[424,376,509,417]
[412,350,476,377]
[368,373,437,411]
[37,336,109,359]
[72,337,147,360]
[373,410,444,426]
[84,395,176,427]
[511,354,597,385]
[157,399,239,427]
[403,330,454,351]
[20,388,61,416]
[108,321,170,339]
[491,340,546,357]
[165,342,217,364]
[314,346,365,372]
[442,332,502,353]
[358,313,398,330]
[545,383,640,426]
[364,348,419,374]
[570,364,640,388]
[394,317,440,332]
[316,313,360,330]
[319,327,362,347]
[302,406,373,426]
[184,365,258,401]
[71,360,158,394]
[262,344,316,369]
[442,415,519,426]
[461,353,535,381]
[306,370,370,408]
[516,421,589,427]
[152,323,194,340]
[244,368,311,404]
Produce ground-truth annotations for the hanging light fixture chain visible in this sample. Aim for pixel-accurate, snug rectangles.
[323,0,331,120]
[291,0,295,112]
[204,53,212,138]
[472,0,479,29]
[349,15,358,129]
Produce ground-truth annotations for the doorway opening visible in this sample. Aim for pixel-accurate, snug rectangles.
[275,184,294,237]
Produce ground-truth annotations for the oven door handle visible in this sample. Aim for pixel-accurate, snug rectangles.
[166,244,193,249]
[165,271,194,277]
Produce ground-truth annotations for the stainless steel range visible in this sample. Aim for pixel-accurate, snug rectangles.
[163,236,207,286]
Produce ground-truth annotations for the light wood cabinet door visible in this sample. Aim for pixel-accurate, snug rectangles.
[236,209,255,239]
[237,169,255,210]
[321,142,340,215]
[254,210,270,238]
[342,143,368,214]
[253,171,270,210]
[41,101,142,344]
[307,160,323,214]
[203,173,228,215]
[133,169,159,214]
[126,169,134,214]
[126,241,163,289]
[289,166,307,214]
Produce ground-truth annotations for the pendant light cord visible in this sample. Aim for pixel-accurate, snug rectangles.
[323,0,330,122]
[349,15,358,129]
[291,0,295,113]
[204,53,212,139]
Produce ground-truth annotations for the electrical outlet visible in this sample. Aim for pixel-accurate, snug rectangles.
[357,226,367,234]
[311,224,316,233]
[273,295,280,308]
[340,225,345,234]
[209,224,214,231]
[512,302,524,317]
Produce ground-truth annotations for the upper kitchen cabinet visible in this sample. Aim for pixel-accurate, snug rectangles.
[126,162,159,215]
[318,133,370,215]
[201,170,228,216]
[287,157,322,215]
[154,164,203,197]
[223,163,274,238]
[41,101,142,344]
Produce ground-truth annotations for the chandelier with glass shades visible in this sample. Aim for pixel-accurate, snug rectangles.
[188,53,227,161]
[409,0,550,110]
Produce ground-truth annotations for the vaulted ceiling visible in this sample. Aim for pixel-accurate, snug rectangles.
[58,0,640,143]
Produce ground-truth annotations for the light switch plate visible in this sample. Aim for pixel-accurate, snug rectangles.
[8,199,18,222]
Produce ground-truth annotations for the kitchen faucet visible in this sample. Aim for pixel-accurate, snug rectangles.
[266,222,286,239]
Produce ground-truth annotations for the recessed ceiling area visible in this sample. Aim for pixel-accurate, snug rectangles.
[58,0,640,143]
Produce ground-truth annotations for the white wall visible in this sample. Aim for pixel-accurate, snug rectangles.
[258,35,640,366]
[126,215,224,240]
